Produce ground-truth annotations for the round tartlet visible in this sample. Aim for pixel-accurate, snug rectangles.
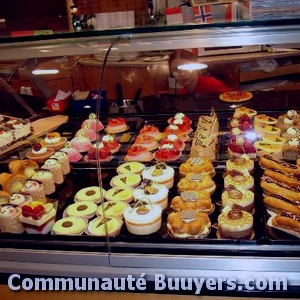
[104,187,134,203]
[86,216,123,237]
[117,162,145,175]
[97,201,128,218]
[221,188,255,212]
[224,173,254,190]
[74,186,106,204]
[52,217,87,235]
[65,201,98,219]
[110,173,141,189]
[26,145,54,164]
[44,132,67,150]
[123,204,162,235]
[179,157,215,177]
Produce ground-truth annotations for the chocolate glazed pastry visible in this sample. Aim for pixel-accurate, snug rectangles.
[272,212,300,233]
[259,155,299,174]
[264,168,300,188]
[263,195,300,215]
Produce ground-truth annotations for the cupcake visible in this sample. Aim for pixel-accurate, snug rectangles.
[44,132,67,150]
[97,201,128,218]
[41,158,64,185]
[105,118,128,134]
[218,206,253,239]
[142,163,175,189]
[50,151,71,175]
[117,162,145,175]
[32,170,56,195]
[134,134,159,151]
[21,179,46,202]
[110,173,141,189]
[52,217,87,235]
[81,113,104,132]
[124,145,153,162]
[0,204,24,234]
[65,201,97,219]
[61,142,83,162]
[70,134,93,153]
[104,187,134,203]
[26,142,54,163]
[224,171,254,191]
[221,188,255,212]
[179,157,215,177]
[123,203,162,235]
[74,186,105,204]
[86,216,123,237]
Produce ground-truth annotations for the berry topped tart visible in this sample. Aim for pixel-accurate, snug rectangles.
[105,118,129,134]
[168,113,192,133]
[101,135,121,153]
[26,142,54,163]
[134,134,159,151]
[124,145,153,162]
[139,124,162,140]
[160,134,185,151]
[154,143,182,162]
[84,142,112,162]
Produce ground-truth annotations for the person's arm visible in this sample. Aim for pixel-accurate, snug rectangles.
[205,77,231,93]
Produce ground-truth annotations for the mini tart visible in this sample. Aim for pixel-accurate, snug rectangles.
[52,217,87,235]
[167,210,211,238]
[224,173,254,190]
[179,157,215,177]
[105,118,128,134]
[123,204,162,235]
[110,173,141,189]
[234,107,257,118]
[142,163,175,189]
[171,191,212,213]
[139,125,162,140]
[124,145,153,162]
[26,148,54,164]
[105,187,133,203]
[218,206,253,239]
[86,216,123,237]
[133,181,169,210]
[255,124,281,136]
[153,144,181,162]
[65,201,97,219]
[254,141,283,159]
[177,173,216,195]
[44,132,67,150]
[160,134,186,152]
[97,201,128,218]
[134,134,159,151]
[117,162,145,175]
[260,133,286,145]
[226,157,254,175]
[222,188,255,212]
[254,114,277,125]
[75,186,106,204]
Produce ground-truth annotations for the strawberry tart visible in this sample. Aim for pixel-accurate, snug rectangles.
[101,135,120,153]
[134,134,159,151]
[168,112,192,126]
[105,118,129,134]
[163,125,189,142]
[228,136,256,159]
[139,124,162,140]
[160,134,185,151]
[84,142,112,162]
[124,145,153,162]
[81,113,104,132]
[154,143,181,162]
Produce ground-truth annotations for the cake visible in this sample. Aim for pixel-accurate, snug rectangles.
[260,133,286,146]
[41,158,64,185]
[10,193,33,207]
[153,144,181,161]
[26,142,54,163]
[226,156,254,175]
[101,135,120,153]
[254,141,283,159]
[142,163,175,189]
[221,188,255,212]
[104,187,133,203]
[97,201,128,218]
[6,117,32,140]
[0,126,14,150]
[224,171,254,190]
[133,180,169,210]
[21,179,46,202]
[44,132,67,150]
[50,151,71,175]
[117,162,145,175]
[160,134,185,152]
[134,134,159,151]
[110,173,141,189]
[74,186,105,204]
[32,170,56,195]
[52,216,87,235]
[139,124,162,140]
[170,191,213,213]
[167,210,211,238]
[124,145,153,162]
[19,200,57,234]
[233,107,257,119]
[8,159,39,179]
[0,191,10,205]
[190,134,217,161]
[254,114,277,126]
[0,204,24,234]
[61,142,83,162]
[86,216,123,237]
[105,118,128,134]
[65,201,97,219]
[179,157,215,177]
[70,134,93,153]
[0,173,26,194]
[177,173,216,194]
[84,142,112,162]
[123,203,162,235]
[228,136,256,159]
[277,115,299,131]
[75,127,97,142]
[81,113,104,132]
[218,206,253,239]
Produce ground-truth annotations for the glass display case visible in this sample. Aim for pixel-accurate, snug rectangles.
[1,19,300,296]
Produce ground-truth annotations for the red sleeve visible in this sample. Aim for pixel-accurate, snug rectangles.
[195,77,231,94]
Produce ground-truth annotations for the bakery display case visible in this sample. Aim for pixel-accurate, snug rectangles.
[1,19,300,296]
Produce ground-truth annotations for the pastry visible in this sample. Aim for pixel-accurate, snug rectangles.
[255,124,281,136]
[6,117,32,141]
[167,210,211,238]
[61,142,83,162]
[106,118,128,134]
[226,156,254,175]
[50,151,71,175]
[177,173,216,194]
[228,136,256,159]
[0,173,26,194]
[0,126,14,150]
[277,115,299,131]
[75,126,97,142]
[41,158,64,185]
[260,133,286,146]
[254,141,283,159]
[272,212,300,233]
[169,117,192,133]
[180,157,215,177]
[218,206,253,239]
[65,201,97,219]
[282,126,300,140]
[84,142,112,162]
[0,191,11,205]
[163,125,189,142]
[70,134,93,153]
[117,162,145,175]
[170,191,212,213]
[190,134,218,161]
[221,187,254,212]
[32,170,55,195]
[259,155,300,174]
[279,110,300,122]
[234,107,257,119]
[97,201,128,218]
[101,135,120,153]
[26,142,54,163]
[81,113,104,132]
[224,171,254,190]
[44,132,67,150]
[124,145,153,162]
[52,217,87,235]
[21,179,47,202]
[9,193,33,207]
[283,137,300,161]
[86,216,123,237]
[168,112,192,126]
[139,124,162,140]
[263,195,300,215]
[264,168,300,188]
[75,186,105,204]
[20,201,57,234]
[160,134,185,152]
[134,134,159,151]
[254,114,277,126]
[110,173,141,189]
[123,203,162,235]
[153,144,181,162]
[0,204,24,234]
[8,159,39,179]
[142,163,175,189]
[133,180,169,210]
[104,187,133,203]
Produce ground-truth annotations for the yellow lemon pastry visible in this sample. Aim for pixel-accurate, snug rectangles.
[254,114,277,125]
[44,132,67,150]
[97,201,128,218]
[117,162,145,175]
[224,172,254,190]
[234,107,257,118]
[254,141,283,159]
[75,186,105,204]
[86,216,123,237]
[52,217,87,235]
[0,173,26,194]
[110,173,141,189]
[65,201,97,219]
[104,187,133,203]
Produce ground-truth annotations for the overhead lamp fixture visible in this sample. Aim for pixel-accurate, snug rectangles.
[177,62,208,71]
[32,69,59,75]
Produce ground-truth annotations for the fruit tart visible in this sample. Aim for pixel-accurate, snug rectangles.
[44,132,67,150]
[84,142,112,162]
[168,112,192,127]
[139,124,162,140]
[124,145,153,162]
[160,134,185,152]
[134,134,159,151]
[26,142,54,163]
[153,143,181,162]
[228,136,256,159]
[101,135,120,153]
[163,125,189,142]
[105,118,129,134]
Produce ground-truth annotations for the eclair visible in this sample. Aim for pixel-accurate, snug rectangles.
[263,195,300,215]
[259,155,300,175]
[272,212,300,233]
[264,168,300,188]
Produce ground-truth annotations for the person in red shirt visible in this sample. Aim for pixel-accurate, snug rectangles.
[169,49,231,95]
